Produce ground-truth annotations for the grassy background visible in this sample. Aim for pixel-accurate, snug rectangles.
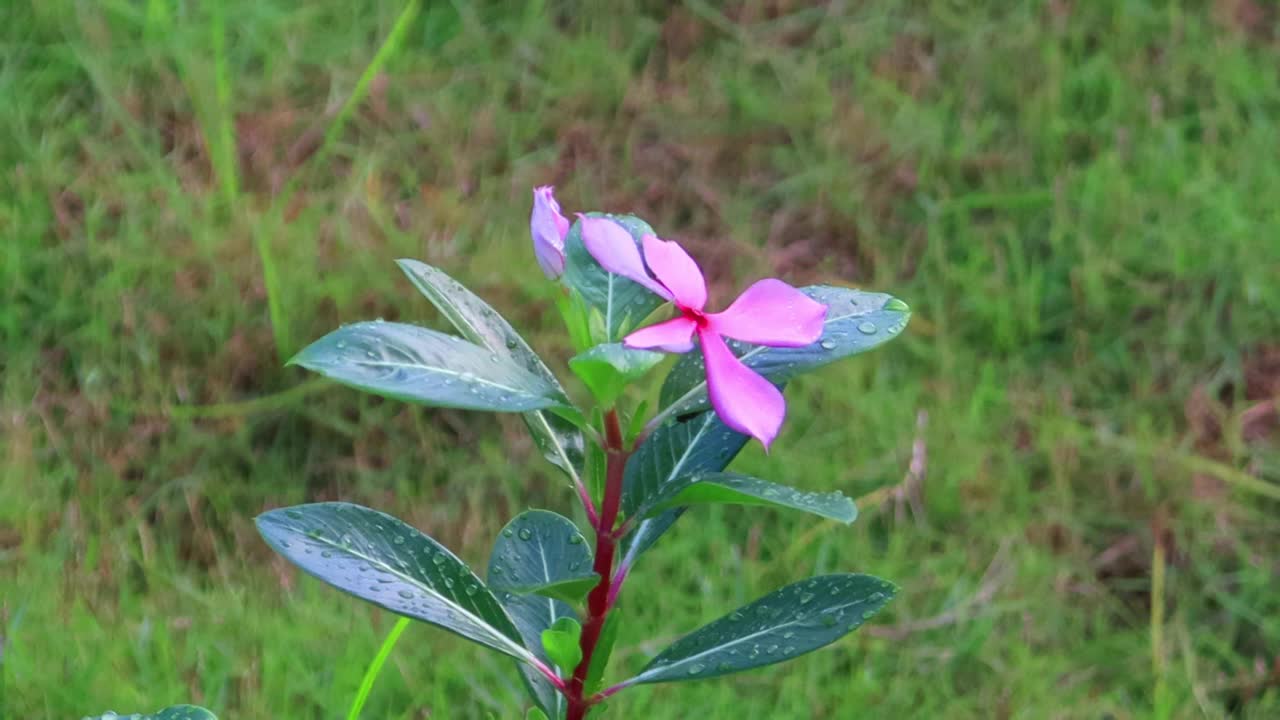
[4,1,1280,718]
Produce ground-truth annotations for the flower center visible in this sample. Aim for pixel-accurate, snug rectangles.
[681,307,709,331]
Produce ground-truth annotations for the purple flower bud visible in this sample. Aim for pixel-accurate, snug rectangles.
[530,186,570,278]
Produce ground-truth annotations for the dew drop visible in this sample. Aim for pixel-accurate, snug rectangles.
[393,535,406,545]
[567,534,584,545]
[397,589,414,599]
[502,528,514,538]
[862,610,875,619]
[821,614,838,627]
[688,663,705,675]
[336,340,347,349]
[799,592,815,605]
[819,339,836,350]
[857,321,877,335]
[432,554,447,566]
[320,550,332,558]
[444,578,455,589]
[518,528,533,541]
[464,584,479,596]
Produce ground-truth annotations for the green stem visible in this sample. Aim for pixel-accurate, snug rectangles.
[346,616,410,720]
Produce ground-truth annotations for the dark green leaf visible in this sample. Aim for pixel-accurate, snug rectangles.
[620,574,896,686]
[489,511,597,604]
[488,513,586,719]
[641,472,856,524]
[83,705,217,720]
[397,259,585,481]
[584,609,621,695]
[257,503,534,664]
[540,617,583,672]
[569,343,664,405]
[619,411,748,566]
[562,213,666,341]
[658,288,910,418]
[291,321,567,413]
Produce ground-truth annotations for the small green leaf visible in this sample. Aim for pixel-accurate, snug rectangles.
[397,259,585,482]
[658,287,909,418]
[489,511,597,604]
[256,503,535,664]
[291,322,567,413]
[569,343,664,405]
[83,706,217,720]
[540,617,584,673]
[641,472,856,524]
[584,609,621,695]
[526,709,551,720]
[562,213,667,341]
[620,574,896,686]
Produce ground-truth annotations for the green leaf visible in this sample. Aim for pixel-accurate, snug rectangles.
[83,706,217,720]
[619,411,748,565]
[291,321,567,413]
[256,503,535,664]
[640,472,856,524]
[569,343,664,405]
[526,709,551,720]
[562,213,667,341]
[620,574,896,686]
[490,511,597,604]
[488,513,586,719]
[658,287,909,418]
[397,259,585,482]
[540,617,584,673]
[584,609,621,695]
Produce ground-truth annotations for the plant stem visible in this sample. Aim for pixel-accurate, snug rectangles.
[565,410,628,719]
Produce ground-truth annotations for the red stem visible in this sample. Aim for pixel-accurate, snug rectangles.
[565,410,628,720]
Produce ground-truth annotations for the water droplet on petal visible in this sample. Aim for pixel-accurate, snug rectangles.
[397,589,414,599]
[819,339,836,350]
[857,321,877,335]
[518,528,533,541]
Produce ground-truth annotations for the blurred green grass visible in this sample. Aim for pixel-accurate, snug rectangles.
[3,1,1280,718]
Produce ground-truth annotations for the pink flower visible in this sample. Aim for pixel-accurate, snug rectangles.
[580,216,827,448]
[530,186,570,278]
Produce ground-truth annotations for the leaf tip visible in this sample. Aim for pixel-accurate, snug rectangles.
[882,297,910,313]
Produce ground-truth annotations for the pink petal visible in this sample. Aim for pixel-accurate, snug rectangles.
[579,216,672,300]
[706,279,827,348]
[640,235,707,311]
[624,316,698,353]
[530,186,568,278]
[699,329,785,449]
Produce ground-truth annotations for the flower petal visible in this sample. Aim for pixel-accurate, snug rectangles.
[579,216,672,299]
[624,316,698,353]
[640,235,707,311]
[706,279,827,347]
[530,186,569,278]
[699,329,785,449]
